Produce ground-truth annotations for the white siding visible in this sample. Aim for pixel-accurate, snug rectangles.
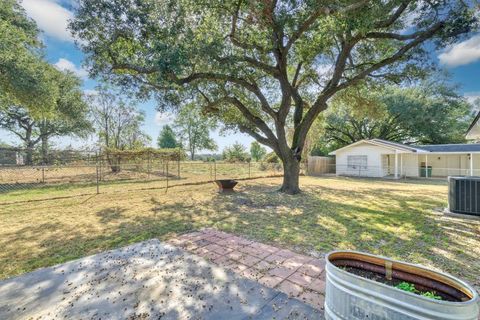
[416,154,478,176]
[401,154,419,177]
[335,143,388,177]
[334,141,480,178]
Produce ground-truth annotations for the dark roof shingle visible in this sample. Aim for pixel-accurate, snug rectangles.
[414,144,480,153]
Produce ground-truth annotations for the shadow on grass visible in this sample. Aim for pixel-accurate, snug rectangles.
[1,178,478,292]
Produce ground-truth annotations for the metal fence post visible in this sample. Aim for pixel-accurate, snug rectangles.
[96,163,100,194]
[147,152,151,180]
[214,160,217,181]
[177,158,180,179]
[248,161,251,179]
[166,160,169,192]
[99,156,103,181]
[210,161,213,181]
[42,166,45,183]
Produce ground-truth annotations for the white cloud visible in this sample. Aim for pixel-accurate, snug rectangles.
[54,58,88,78]
[439,34,480,67]
[21,0,74,42]
[154,112,174,126]
[465,93,480,107]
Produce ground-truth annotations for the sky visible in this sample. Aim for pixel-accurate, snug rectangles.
[2,0,480,152]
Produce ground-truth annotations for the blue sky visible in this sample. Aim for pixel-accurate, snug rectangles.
[2,0,480,151]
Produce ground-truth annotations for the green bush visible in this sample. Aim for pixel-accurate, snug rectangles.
[264,152,279,163]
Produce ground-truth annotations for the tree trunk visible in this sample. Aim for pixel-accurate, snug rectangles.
[25,145,33,166]
[25,128,34,166]
[41,135,48,165]
[279,156,301,194]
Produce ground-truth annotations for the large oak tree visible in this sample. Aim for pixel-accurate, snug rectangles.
[71,0,477,193]
[0,70,92,164]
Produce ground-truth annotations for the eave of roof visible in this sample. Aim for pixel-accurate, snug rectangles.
[370,139,424,152]
[414,143,480,153]
[328,139,423,155]
[467,111,480,136]
[328,139,480,155]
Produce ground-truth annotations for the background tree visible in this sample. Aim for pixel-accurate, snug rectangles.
[0,0,58,113]
[89,86,149,151]
[72,0,477,193]
[88,86,150,171]
[0,70,92,164]
[318,81,473,153]
[173,103,217,160]
[264,152,280,163]
[223,142,249,162]
[157,125,179,149]
[36,71,92,163]
[250,141,266,162]
[0,106,38,164]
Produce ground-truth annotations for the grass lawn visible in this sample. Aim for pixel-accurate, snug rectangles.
[0,176,478,292]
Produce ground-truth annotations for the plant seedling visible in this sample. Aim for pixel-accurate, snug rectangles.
[395,282,442,300]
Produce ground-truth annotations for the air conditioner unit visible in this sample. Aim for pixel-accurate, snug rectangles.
[448,176,480,216]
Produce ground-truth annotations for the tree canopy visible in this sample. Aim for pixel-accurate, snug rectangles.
[157,125,179,149]
[0,0,58,114]
[223,142,249,162]
[314,81,473,154]
[250,141,267,162]
[88,86,150,151]
[173,103,217,160]
[71,0,477,193]
[0,70,91,164]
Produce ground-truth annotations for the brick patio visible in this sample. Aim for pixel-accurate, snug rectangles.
[167,228,326,311]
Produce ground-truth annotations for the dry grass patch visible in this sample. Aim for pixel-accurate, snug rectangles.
[0,176,478,292]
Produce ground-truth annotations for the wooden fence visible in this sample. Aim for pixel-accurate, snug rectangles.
[307,156,335,175]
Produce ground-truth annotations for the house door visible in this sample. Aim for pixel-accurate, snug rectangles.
[382,155,390,176]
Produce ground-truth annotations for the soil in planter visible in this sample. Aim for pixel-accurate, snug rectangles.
[342,266,459,302]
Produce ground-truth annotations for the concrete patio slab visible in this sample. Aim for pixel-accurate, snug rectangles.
[0,239,322,319]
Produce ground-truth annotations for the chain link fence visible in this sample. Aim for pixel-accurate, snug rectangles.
[0,160,289,202]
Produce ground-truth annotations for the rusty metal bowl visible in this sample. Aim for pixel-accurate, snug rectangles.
[215,179,238,192]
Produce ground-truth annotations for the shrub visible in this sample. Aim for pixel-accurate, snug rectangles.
[264,152,279,163]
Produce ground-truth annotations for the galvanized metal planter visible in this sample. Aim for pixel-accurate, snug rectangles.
[325,251,479,320]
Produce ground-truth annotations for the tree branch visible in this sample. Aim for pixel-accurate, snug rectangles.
[285,0,370,51]
[336,22,445,92]
[213,55,279,77]
[229,0,269,53]
[238,124,276,150]
[375,1,411,28]
[296,20,445,150]
[365,31,424,41]
[200,95,278,149]
[172,72,278,119]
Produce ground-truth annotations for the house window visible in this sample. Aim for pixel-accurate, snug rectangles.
[348,155,367,170]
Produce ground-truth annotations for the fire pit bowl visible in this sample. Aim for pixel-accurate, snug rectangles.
[215,179,238,192]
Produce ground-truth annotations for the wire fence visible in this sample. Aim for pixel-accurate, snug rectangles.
[0,161,288,201]
[3,159,476,200]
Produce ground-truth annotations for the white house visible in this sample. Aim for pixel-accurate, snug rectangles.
[328,139,480,178]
